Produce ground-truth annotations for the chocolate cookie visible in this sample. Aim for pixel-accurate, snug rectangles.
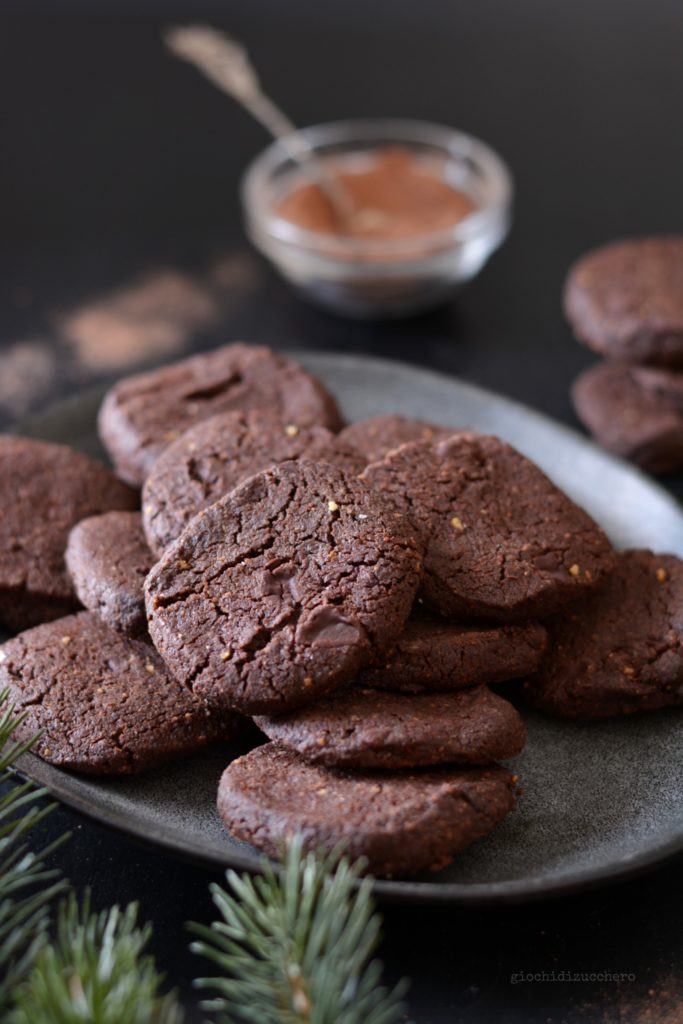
[217,743,517,877]
[362,433,615,622]
[254,685,526,769]
[98,343,344,486]
[338,415,453,464]
[358,613,548,692]
[0,436,138,632]
[564,237,683,366]
[0,612,232,774]
[65,511,153,637]
[145,460,421,714]
[572,361,683,474]
[142,410,365,556]
[524,549,683,718]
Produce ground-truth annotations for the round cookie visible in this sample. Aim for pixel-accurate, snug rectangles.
[145,460,421,715]
[338,415,454,464]
[0,436,138,633]
[217,743,517,877]
[142,410,365,556]
[361,433,615,622]
[65,511,153,637]
[358,613,548,692]
[572,361,683,474]
[524,549,683,718]
[98,342,344,486]
[254,685,526,769]
[0,612,233,774]
[564,237,683,366]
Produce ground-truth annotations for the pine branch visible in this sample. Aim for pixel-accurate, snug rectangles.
[0,687,68,1012]
[9,890,184,1024]
[190,836,408,1024]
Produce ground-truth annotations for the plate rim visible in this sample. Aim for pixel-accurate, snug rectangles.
[9,348,683,905]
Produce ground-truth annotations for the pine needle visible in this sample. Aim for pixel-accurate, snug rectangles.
[0,687,68,1012]
[190,836,408,1024]
[9,891,184,1024]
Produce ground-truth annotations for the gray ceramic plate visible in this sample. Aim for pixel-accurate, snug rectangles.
[10,351,683,905]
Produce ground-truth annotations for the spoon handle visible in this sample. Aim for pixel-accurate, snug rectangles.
[165,25,354,223]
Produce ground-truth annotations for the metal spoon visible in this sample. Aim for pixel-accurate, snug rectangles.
[164,25,356,226]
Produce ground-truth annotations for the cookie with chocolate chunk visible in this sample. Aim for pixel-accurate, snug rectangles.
[338,414,453,464]
[98,343,344,486]
[0,612,232,774]
[358,614,547,692]
[564,237,683,366]
[524,549,683,718]
[145,460,421,714]
[254,685,526,769]
[362,433,615,622]
[142,410,364,556]
[0,436,138,632]
[217,743,517,877]
[572,361,683,474]
[66,511,153,636]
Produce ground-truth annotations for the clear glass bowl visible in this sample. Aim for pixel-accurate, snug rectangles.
[240,118,513,319]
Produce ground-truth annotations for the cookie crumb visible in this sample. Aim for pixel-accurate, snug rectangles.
[60,635,72,646]
[327,500,339,512]
[450,516,464,531]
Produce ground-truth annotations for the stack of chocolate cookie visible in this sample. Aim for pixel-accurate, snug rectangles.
[2,341,683,877]
[566,236,683,473]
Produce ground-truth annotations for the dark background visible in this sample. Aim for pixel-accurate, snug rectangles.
[1,1,683,1021]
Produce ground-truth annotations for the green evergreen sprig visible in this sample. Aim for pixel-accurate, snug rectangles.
[9,891,184,1024]
[0,687,67,1012]
[191,836,408,1024]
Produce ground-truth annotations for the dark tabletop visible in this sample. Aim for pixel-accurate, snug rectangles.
[2,1,683,1021]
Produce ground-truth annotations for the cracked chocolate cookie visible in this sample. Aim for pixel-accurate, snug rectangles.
[0,612,232,774]
[572,361,683,474]
[254,685,526,769]
[217,743,517,877]
[98,343,344,486]
[66,511,153,637]
[338,414,453,464]
[564,237,683,366]
[358,613,548,692]
[145,460,421,714]
[0,436,138,632]
[142,410,365,556]
[361,433,615,622]
[524,550,683,718]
